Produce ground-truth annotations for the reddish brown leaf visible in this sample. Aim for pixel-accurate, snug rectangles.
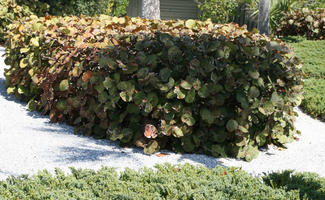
[144,124,158,139]
[82,71,93,82]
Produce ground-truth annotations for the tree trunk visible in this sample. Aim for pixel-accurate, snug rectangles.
[142,0,160,19]
[258,0,270,35]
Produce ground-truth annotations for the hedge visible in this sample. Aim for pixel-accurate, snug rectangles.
[275,8,325,40]
[4,15,304,161]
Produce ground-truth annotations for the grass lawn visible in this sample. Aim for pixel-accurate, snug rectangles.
[1,164,325,200]
[282,36,325,120]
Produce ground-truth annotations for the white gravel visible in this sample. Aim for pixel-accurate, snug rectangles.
[1,46,325,181]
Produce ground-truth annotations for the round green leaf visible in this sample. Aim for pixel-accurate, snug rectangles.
[181,113,196,126]
[185,89,196,103]
[226,119,238,132]
[180,80,192,90]
[172,126,184,137]
[59,79,69,91]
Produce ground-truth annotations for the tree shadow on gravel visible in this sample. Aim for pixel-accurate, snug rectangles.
[263,170,325,200]
[53,145,137,164]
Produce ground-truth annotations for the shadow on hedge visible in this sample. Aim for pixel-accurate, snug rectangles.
[263,170,325,200]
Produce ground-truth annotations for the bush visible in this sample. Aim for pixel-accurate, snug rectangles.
[196,0,239,23]
[275,8,325,39]
[0,0,32,43]
[42,0,109,16]
[302,0,325,9]
[15,0,49,16]
[0,164,302,199]
[4,15,303,161]
[107,0,129,17]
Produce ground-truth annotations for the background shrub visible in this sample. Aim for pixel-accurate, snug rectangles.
[275,8,325,39]
[107,0,129,17]
[40,0,109,16]
[196,0,239,23]
[302,0,325,9]
[15,0,49,16]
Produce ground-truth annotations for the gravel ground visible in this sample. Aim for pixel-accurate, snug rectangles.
[1,47,325,181]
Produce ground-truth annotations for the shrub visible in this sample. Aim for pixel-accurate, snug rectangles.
[0,0,32,43]
[302,0,325,9]
[196,0,239,23]
[0,164,302,199]
[42,0,109,16]
[15,0,49,16]
[275,8,325,39]
[107,0,129,17]
[4,15,303,161]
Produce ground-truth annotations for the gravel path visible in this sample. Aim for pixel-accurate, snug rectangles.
[1,47,325,181]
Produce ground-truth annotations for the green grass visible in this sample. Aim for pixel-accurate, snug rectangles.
[1,164,325,200]
[282,36,325,119]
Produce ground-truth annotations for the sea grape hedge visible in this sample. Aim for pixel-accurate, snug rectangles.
[275,8,325,40]
[4,15,304,161]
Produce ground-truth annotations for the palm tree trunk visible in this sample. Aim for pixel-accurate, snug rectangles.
[258,0,270,35]
[142,0,160,19]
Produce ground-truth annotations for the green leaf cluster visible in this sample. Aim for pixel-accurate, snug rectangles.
[4,15,303,161]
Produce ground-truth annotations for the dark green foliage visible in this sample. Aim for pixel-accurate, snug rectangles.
[283,36,325,119]
[263,170,325,200]
[196,0,239,23]
[4,15,303,161]
[15,0,49,16]
[0,164,302,199]
[42,0,109,16]
[275,8,325,40]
